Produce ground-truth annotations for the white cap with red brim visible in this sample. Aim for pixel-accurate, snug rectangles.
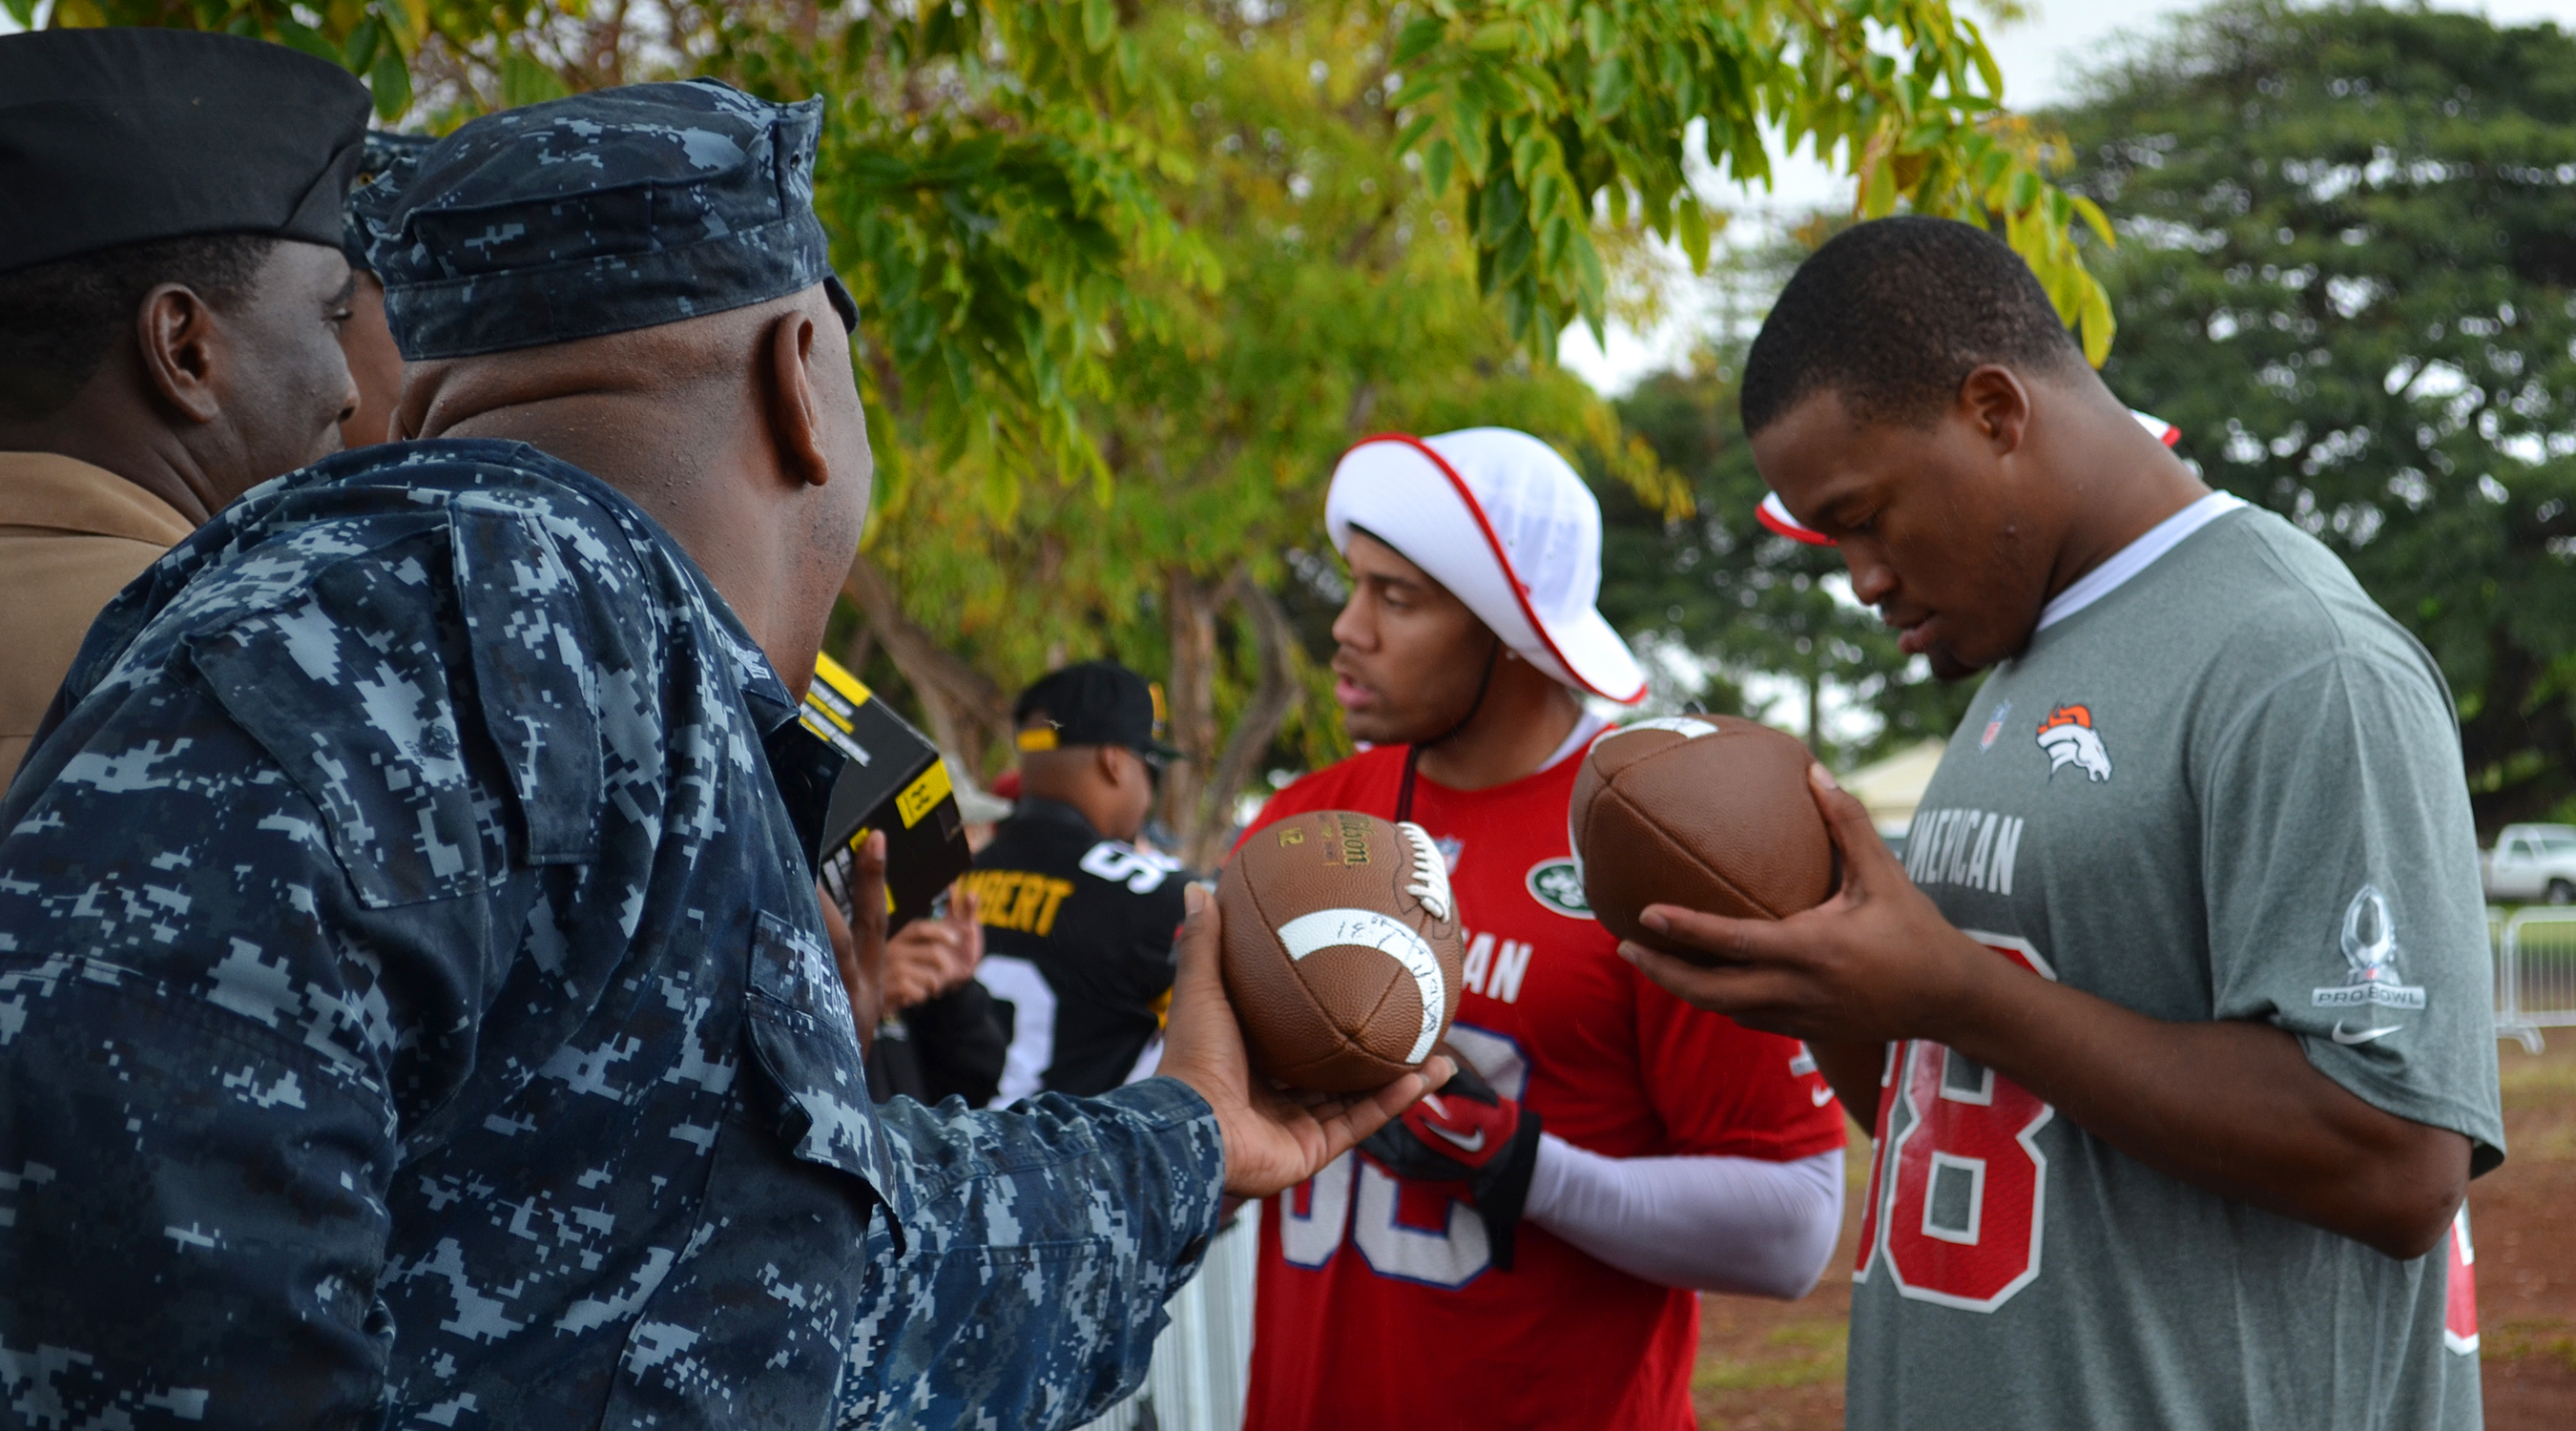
[1327,427,1649,705]
[1755,409,2183,546]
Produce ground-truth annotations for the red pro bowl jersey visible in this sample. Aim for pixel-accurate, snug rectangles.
[1238,742,1845,1431]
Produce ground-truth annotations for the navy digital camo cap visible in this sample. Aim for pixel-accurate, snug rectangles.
[343,131,436,275]
[356,78,854,360]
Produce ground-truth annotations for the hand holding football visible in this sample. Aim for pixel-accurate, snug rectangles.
[1217,810,1465,1092]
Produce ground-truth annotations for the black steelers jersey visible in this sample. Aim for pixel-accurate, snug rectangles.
[963,798,1191,1099]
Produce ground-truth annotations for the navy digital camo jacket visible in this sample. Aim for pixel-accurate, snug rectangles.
[0,440,1224,1430]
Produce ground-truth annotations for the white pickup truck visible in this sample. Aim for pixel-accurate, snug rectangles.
[2483,823,2576,904]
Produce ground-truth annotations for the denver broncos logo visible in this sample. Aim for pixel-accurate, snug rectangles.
[2035,704,2112,783]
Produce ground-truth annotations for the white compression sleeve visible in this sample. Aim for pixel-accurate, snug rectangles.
[1521,1133,1844,1298]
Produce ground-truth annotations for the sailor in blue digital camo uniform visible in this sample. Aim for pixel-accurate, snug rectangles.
[0,76,1435,1430]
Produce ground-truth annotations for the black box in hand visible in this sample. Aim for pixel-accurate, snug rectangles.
[800,653,972,933]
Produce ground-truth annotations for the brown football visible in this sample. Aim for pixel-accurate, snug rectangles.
[1217,810,1465,1092]
[1569,716,1836,963]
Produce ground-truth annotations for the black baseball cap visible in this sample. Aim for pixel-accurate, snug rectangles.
[1014,661,1178,762]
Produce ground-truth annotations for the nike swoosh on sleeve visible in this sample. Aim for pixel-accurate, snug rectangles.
[2330,1022,2403,1045]
[1810,1085,1836,1106]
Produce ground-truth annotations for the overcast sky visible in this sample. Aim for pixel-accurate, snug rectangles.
[1560,0,2576,392]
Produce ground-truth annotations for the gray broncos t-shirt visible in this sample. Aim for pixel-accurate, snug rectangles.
[1844,504,2504,1431]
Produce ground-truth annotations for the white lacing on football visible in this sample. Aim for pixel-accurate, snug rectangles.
[1397,819,1453,922]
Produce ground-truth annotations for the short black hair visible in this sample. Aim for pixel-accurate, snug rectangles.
[1739,217,2083,436]
[0,234,275,425]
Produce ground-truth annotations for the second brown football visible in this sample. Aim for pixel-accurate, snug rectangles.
[1569,716,1836,964]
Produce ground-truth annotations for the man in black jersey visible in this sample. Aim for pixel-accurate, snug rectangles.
[967,661,1193,1100]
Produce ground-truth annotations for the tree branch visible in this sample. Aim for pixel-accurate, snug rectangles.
[1159,568,1220,860]
[841,554,1012,776]
[1187,574,1303,869]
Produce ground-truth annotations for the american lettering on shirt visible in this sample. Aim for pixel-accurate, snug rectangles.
[965,869,1077,935]
[1458,929,1535,1004]
[1902,807,2025,896]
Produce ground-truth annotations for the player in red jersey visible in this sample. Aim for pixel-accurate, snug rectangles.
[1239,428,1848,1431]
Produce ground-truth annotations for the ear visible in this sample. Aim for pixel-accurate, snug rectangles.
[1957,364,2033,456]
[135,284,226,426]
[1095,744,1130,787]
[763,309,830,489]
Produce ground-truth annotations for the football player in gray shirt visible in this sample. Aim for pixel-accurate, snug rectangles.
[1624,217,2503,1431]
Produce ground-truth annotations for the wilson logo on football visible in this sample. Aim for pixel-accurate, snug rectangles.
[2034,704,2111,783]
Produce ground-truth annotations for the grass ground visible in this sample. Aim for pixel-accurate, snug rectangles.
[1688,1037,2576,1429]
[2474,1034,2576,1426]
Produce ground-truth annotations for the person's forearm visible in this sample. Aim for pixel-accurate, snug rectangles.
[1624,769,2473,1263]
[1930,954,2466,1258]
[842,1080,1228,1431]
[1523,1138,1843,1297]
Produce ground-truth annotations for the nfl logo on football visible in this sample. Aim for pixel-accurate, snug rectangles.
[2312,884,2426,1010]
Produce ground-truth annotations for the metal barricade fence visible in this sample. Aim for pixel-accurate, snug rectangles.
[1081,1199,1259,1431]
[2495,905,2576,1053]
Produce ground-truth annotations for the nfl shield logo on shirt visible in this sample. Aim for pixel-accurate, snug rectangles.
[1980,698,2011,751]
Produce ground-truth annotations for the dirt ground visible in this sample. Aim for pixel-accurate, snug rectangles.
[1690,1037,2576,1429]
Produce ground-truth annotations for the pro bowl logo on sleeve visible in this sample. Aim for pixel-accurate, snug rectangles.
[1527,859,1593,918]
[2313,884,2426,1013]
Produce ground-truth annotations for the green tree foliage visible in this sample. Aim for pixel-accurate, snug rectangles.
[34,0,2124,853]
[2057,0,2576,830]
[37,0,1220,509]
[31,0,2120,502]
[849,0,2128,858]
[1389,0,2119,363]
[859,2,1670,862]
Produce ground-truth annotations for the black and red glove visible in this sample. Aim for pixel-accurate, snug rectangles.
[1359,1054,1543,1269]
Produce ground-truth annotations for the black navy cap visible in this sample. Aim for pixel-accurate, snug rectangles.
[1014,662,1177,761]
[355,78,854,361]
[0,28,372,274]
[343,131,436,274]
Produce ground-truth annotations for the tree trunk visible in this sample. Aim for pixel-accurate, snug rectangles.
[840,624,875,683]
[1188,574,1302,869]
[841,555,1013,775]
[844,552,1303,862]
[1804,664,1823,757]
[1160,569,1221,859]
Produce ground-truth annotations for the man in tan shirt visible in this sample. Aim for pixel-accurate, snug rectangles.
[0,29,371,785]
[0,459,198,778]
